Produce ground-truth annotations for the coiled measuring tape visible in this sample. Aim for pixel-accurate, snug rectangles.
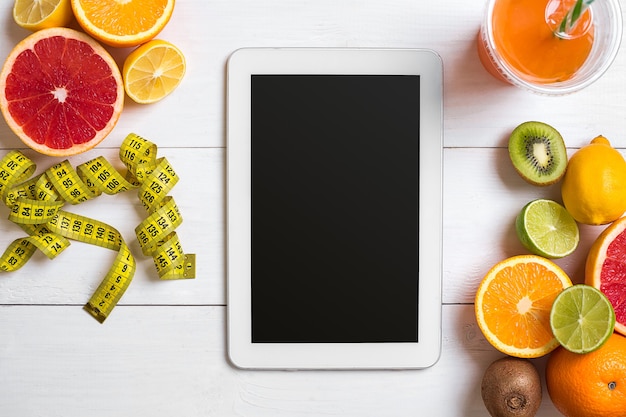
[0,133,196,323]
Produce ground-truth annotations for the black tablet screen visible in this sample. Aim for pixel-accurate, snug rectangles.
[251,75,419,343]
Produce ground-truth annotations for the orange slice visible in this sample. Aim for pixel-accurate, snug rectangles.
[71,0,175,47]
[475,255,573,357]
[122,39,186,104]
[586,216,626,336]
[0,27,124,157]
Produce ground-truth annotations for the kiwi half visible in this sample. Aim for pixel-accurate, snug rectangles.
[508,121,567,186]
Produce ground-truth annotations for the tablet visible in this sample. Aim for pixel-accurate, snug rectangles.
[227,48,443,369]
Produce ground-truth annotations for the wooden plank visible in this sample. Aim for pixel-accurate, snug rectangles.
[0,304,563,416]
[1,146,611,307]
[443,147,608,303]
[3,0,622,151]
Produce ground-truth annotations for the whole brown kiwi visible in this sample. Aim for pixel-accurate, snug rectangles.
[481,356,542,417]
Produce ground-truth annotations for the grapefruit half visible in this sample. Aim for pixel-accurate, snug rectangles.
[0,27,124,157]
[586,216,626,336]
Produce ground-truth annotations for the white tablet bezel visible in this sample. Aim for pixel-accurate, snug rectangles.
[227,48,443,369]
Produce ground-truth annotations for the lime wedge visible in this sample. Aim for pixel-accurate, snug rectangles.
[515,199,579,259]
[550,284,616,354]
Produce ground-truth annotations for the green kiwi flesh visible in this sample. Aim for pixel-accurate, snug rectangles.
[508,121,567,186]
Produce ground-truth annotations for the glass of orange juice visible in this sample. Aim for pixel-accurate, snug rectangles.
[478,0,622,95]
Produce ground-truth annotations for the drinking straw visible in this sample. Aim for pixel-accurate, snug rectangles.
[556,0,595,36]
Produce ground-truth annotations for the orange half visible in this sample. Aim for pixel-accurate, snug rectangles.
[475,255,572,357]
[71,0,175,47]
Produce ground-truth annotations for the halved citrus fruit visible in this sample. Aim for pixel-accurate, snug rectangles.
[71,0,175,47]
[0,27,124,157]
[122,39,186,104]
[475,255,573,358]
[515,199,579,259]
[586,216,626,336]
[550,284,616,354]
[13,0,74,31]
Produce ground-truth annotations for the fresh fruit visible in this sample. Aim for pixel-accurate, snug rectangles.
[475,255,573,358]
[561,136,626,225]
[71,0,175,47]
[515,199,579,259]
[13,0,74,31]
[585,215,626,336]
[508,121,568,186]
[549,284,615,353]
[0,27,124,157]
[481,357,542,417]
[546,332,626,417]
[122,39,186,104]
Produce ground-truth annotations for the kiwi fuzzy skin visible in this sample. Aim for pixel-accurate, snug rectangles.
[481,357,542,417]
[508,121,568,187]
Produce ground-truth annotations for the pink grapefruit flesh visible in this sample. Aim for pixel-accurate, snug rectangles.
[0,27,124,156]
[586,216,626,336]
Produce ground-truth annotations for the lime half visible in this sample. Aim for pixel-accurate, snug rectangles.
[550,284,616,354]
[515,199,579,259]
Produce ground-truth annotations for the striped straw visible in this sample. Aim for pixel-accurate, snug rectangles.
[556,0,595,36]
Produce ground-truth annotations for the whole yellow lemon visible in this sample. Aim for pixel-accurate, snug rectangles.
[561,136,626,225]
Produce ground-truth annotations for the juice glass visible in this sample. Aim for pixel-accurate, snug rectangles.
[478,0,622,95]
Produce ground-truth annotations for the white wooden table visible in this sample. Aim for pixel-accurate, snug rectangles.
[1,1,624,415]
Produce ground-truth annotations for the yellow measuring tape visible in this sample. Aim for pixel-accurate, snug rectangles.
[0,133,196,323]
